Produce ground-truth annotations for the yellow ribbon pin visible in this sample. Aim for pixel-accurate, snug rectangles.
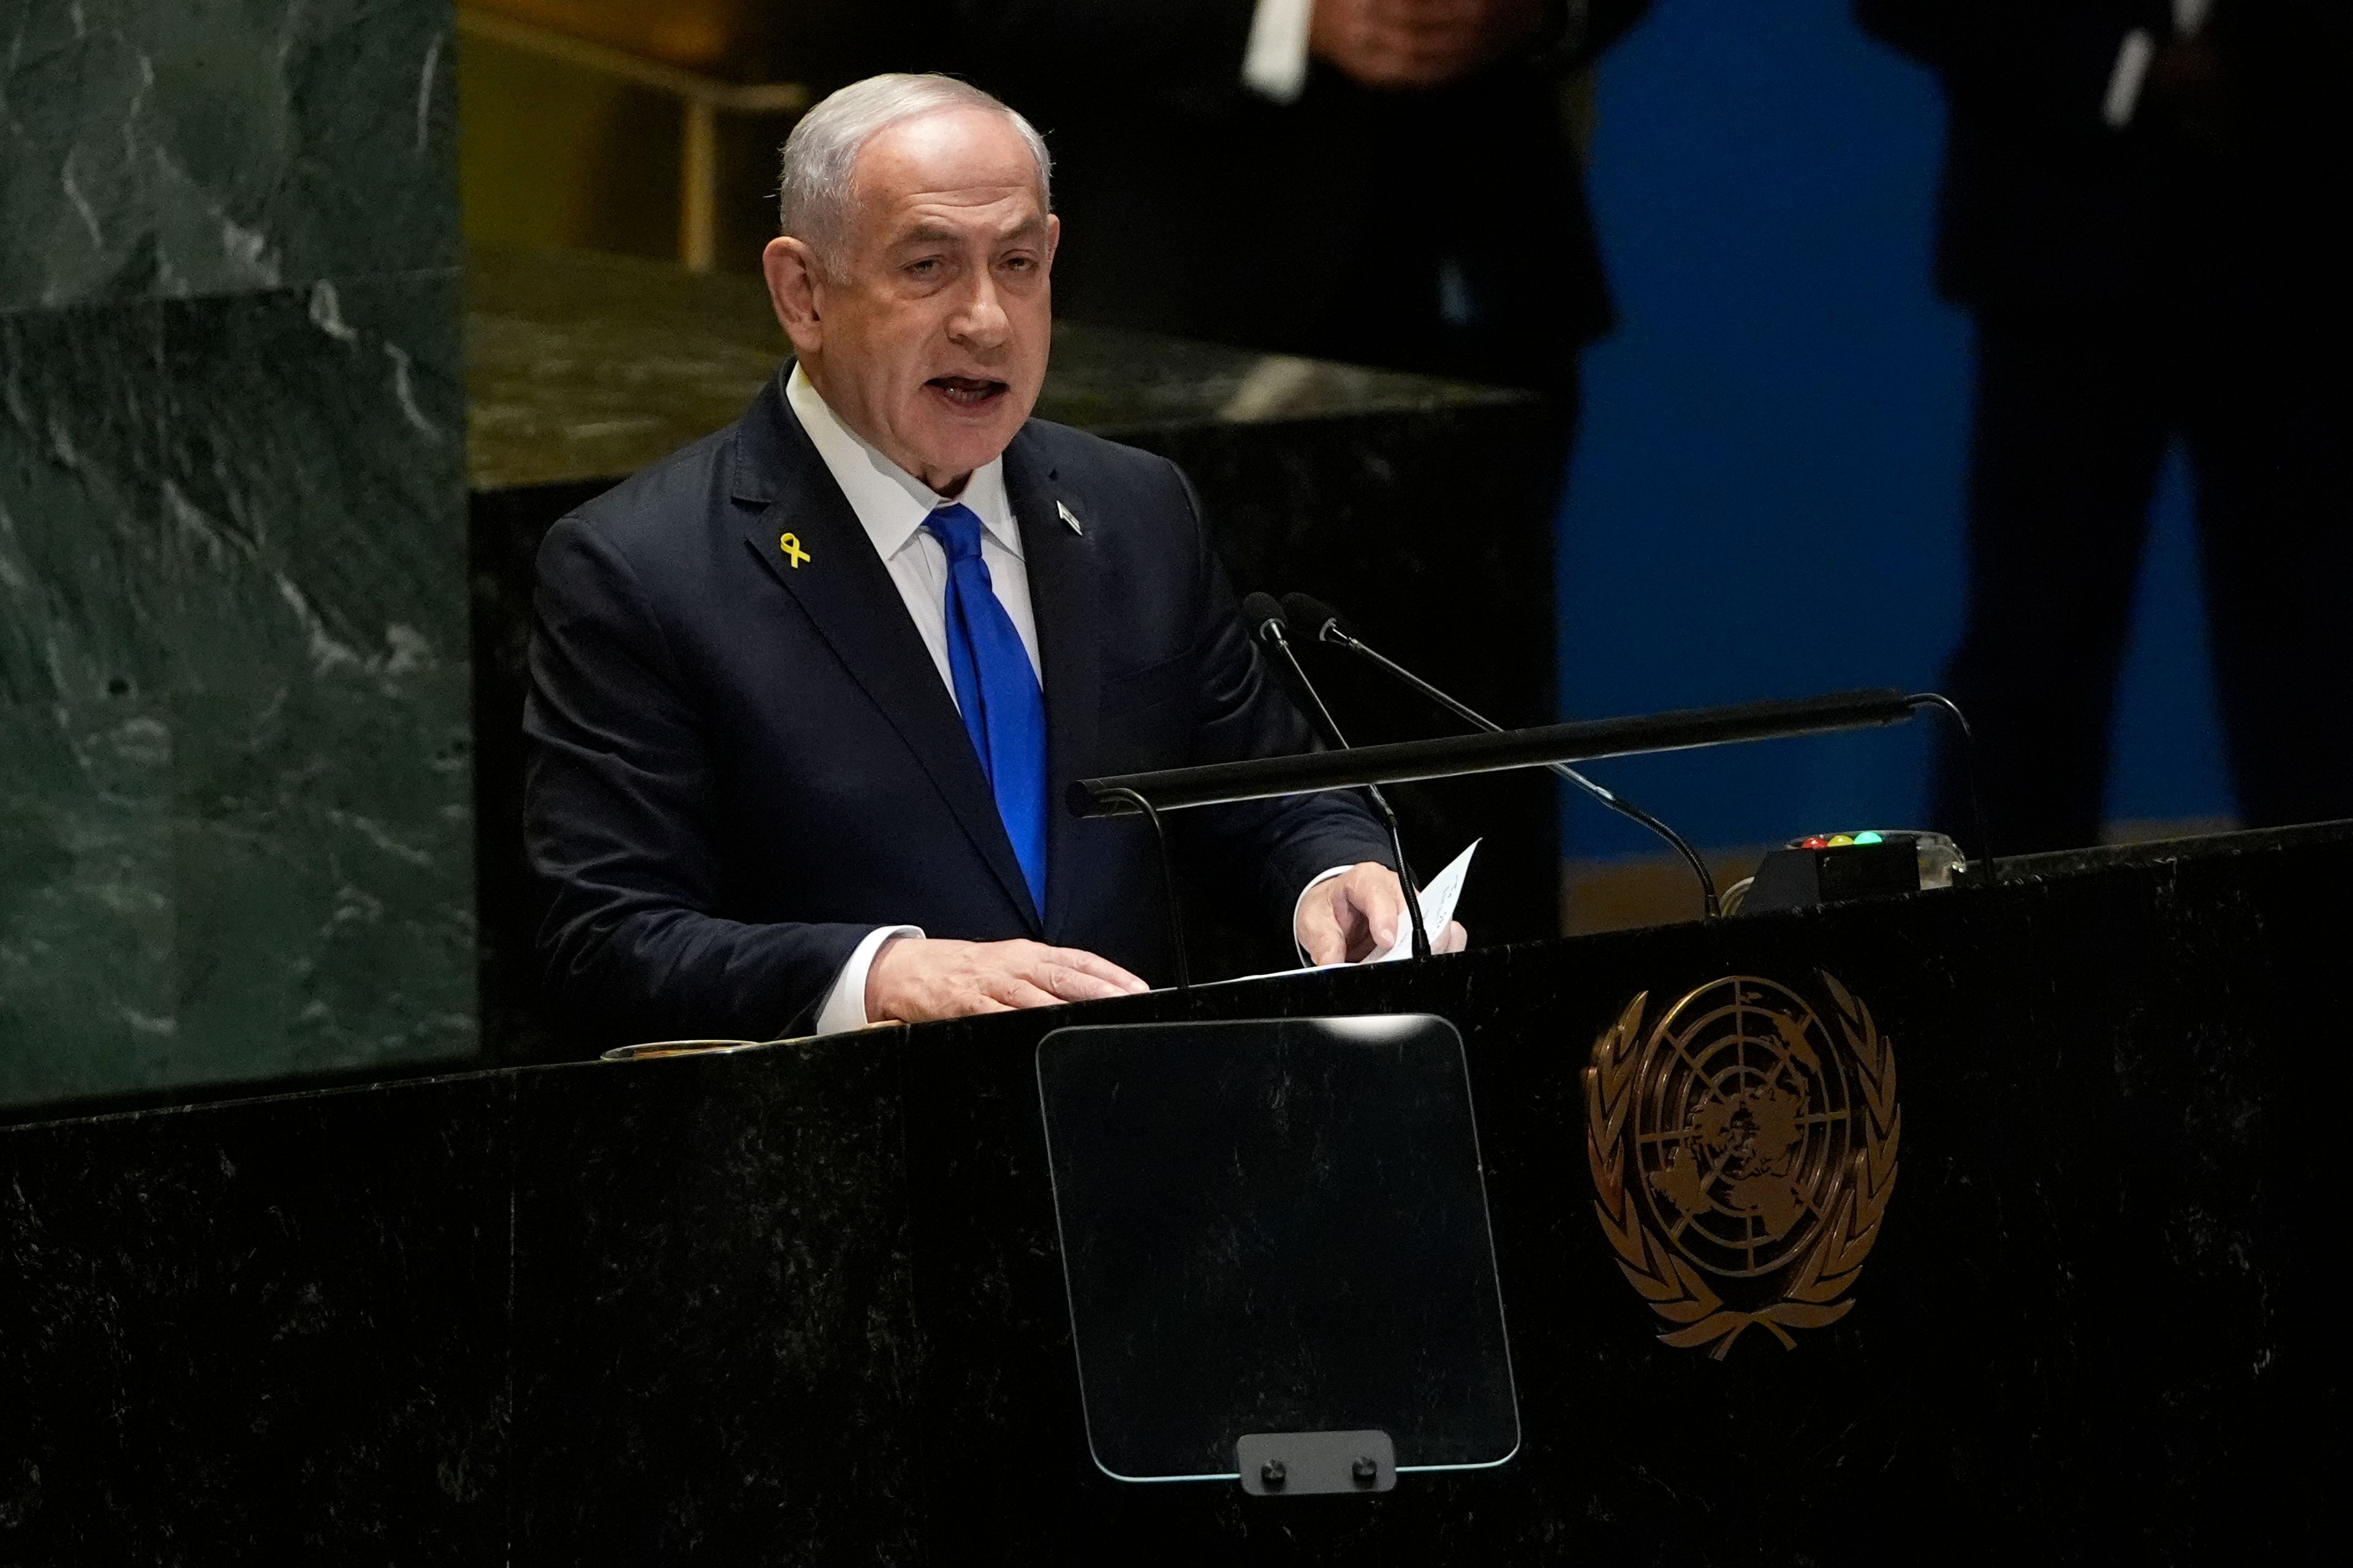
[778,532,811,569]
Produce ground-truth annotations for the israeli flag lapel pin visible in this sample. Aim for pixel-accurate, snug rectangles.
[1056,500,1083,536]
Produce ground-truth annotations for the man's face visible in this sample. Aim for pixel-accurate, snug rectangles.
[765,108,1057,493]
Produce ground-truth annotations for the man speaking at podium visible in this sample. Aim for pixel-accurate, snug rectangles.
[523,74,1463,1045]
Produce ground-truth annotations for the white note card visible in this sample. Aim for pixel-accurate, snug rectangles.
[1367,839,1479,962]
[1188,839,1483,990]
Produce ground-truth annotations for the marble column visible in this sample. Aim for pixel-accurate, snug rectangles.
[0,1,473,1108]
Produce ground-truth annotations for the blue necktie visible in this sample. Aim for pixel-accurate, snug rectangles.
[925,502,1048,912]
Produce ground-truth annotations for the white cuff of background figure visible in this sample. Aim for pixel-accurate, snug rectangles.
[2105,6,2215,131]
[1292,863,1358,966]
[1244,0,1314,104]
[2102,29,2157,127]
[814,925,925,1036]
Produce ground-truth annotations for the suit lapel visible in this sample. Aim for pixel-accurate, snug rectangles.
[735,376,1040,929]
[1004,431,1102,946]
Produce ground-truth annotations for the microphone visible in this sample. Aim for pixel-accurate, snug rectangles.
[1281,592,1722,920]
[1242,593,1433,961]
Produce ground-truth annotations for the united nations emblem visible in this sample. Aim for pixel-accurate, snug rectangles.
[1584,972,1900,1357]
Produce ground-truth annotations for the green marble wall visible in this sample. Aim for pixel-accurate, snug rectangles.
[0,1,472,1108]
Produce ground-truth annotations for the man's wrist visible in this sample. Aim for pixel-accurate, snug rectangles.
[813,925,923,1036]
[1292,863,1359,964]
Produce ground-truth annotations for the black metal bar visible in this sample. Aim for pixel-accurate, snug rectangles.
[1069,689,1917,819]
[1101,786,1189,991]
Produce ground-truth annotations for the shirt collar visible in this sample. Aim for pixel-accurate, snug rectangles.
[786,362,1021,561]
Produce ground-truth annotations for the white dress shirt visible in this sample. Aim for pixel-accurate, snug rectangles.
[787,363,1042,687]
[786,366,1353,1035]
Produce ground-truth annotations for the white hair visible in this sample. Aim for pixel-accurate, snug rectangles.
[778,74,1051,272]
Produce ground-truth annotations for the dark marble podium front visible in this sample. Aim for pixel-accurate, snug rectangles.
[4,824,2343,1563]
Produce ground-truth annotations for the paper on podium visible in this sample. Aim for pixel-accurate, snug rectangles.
[1366,838,1478,961]
[1197,839,1480,988]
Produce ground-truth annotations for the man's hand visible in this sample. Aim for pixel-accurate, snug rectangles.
[1310,0,1549,91]
[1295,862,1469,964]
[865,936,1149,1023]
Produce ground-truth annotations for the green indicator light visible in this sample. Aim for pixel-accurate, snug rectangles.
[1853,831,1884,845]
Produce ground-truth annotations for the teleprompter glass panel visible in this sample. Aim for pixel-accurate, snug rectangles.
[1036,1015,1518,1482]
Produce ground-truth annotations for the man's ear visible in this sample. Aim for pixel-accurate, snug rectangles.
[763,235,825,357]
[1044,212,1061,274]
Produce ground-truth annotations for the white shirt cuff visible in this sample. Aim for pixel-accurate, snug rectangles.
[1292,863,1358,965]
[1243,0,1314,104]
[2102,29,2157,129]
[813,925,923,1036]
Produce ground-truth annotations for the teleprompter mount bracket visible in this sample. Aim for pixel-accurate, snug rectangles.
[1237,1430,1396,1497]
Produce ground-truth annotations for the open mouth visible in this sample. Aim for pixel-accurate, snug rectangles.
[926,375,1009,411]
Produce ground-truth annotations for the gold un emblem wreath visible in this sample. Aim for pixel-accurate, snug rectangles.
[1585,972,1900,1358]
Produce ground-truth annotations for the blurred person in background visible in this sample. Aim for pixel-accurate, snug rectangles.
[944,1,1652,462]
[1858,1,2353,854]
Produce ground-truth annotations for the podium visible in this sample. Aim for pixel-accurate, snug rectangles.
[2,823,2344,1562]
[1038,1016,1515,1490]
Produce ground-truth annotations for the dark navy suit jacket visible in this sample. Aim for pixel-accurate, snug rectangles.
[523,368,1393,1043]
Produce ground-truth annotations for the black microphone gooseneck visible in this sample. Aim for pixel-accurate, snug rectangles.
[1282,592,1723,921]
[1903,691,1994,871]
[1242,593,1433,961]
